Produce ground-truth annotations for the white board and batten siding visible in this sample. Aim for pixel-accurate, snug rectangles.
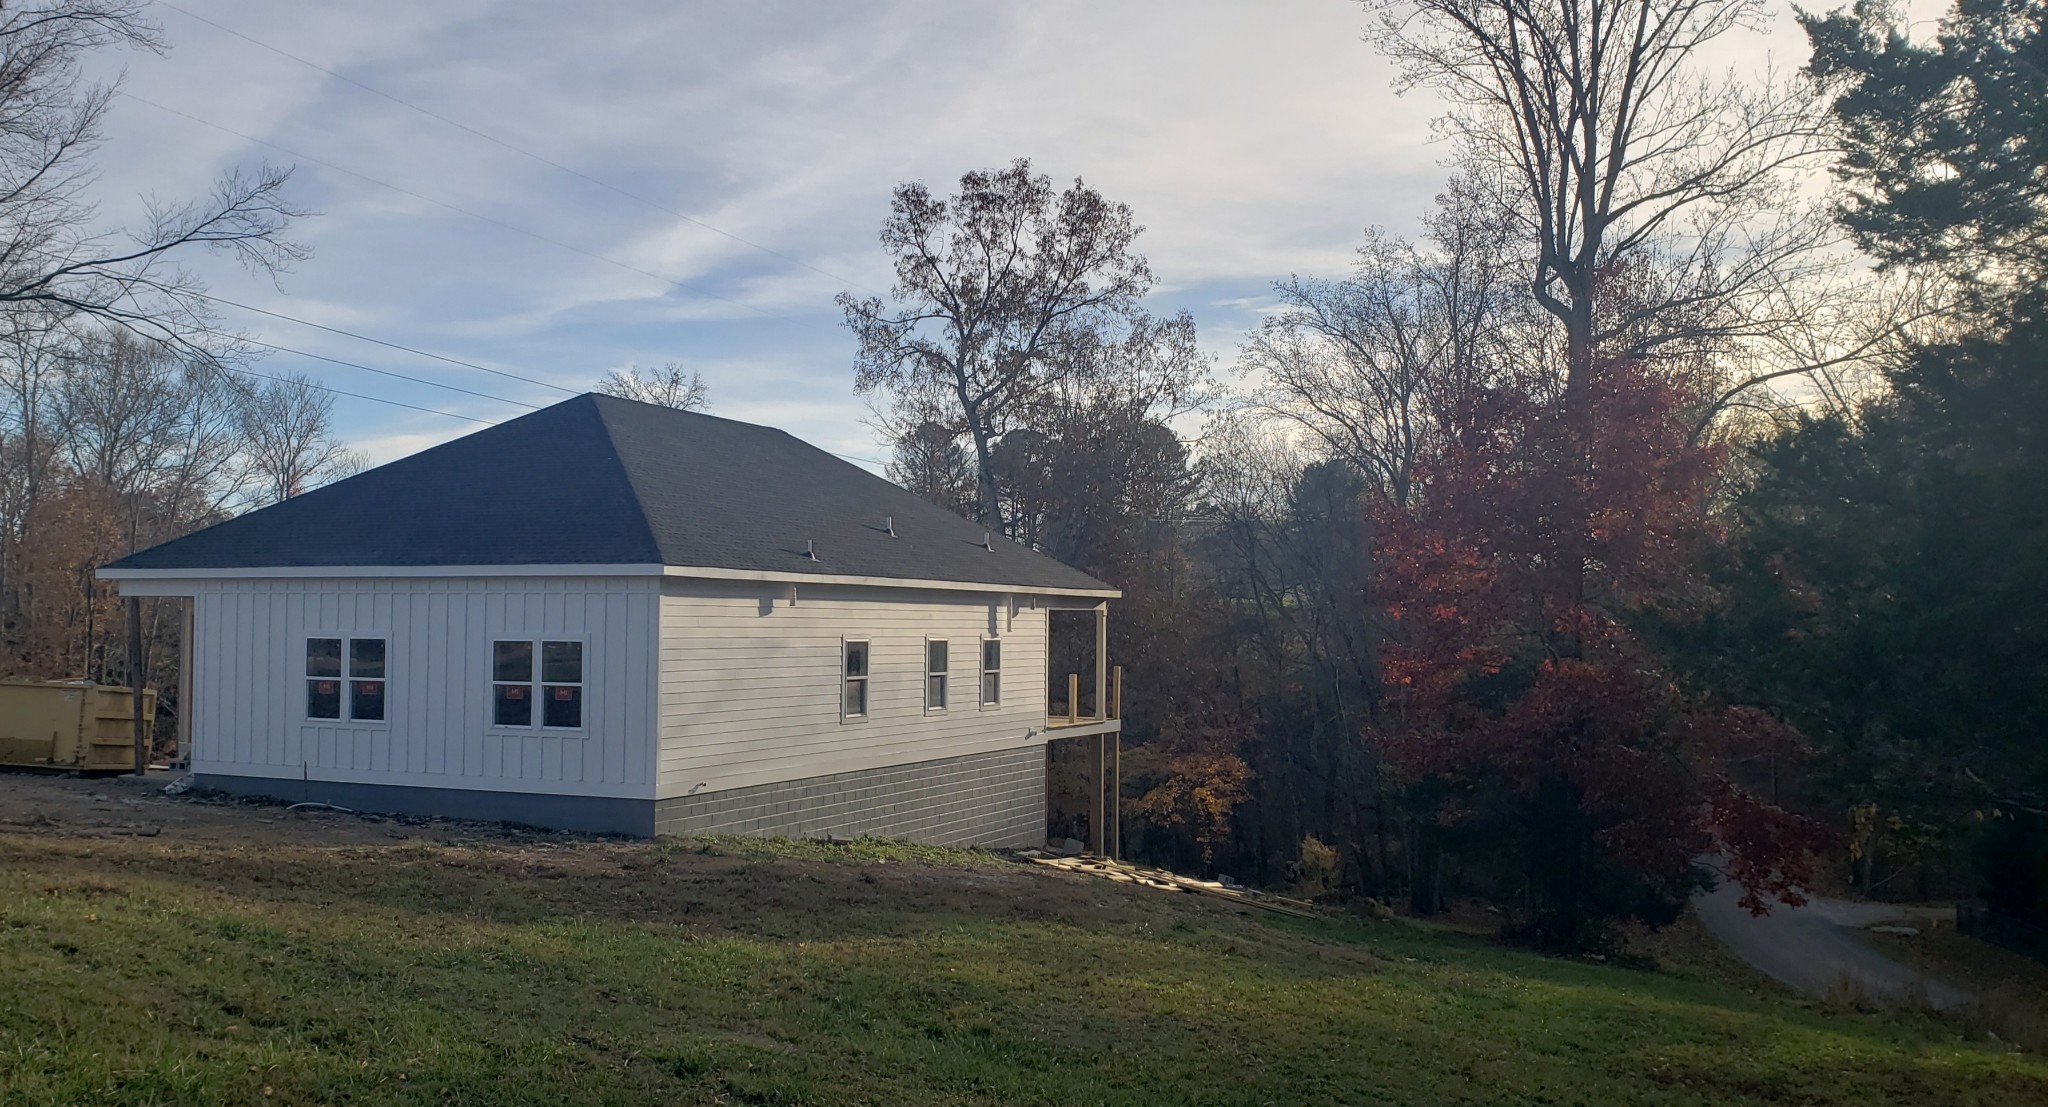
[657,578,1050,801]
[185,576,660,799]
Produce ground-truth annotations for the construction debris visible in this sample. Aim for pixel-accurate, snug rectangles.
[1029,854,1321,919]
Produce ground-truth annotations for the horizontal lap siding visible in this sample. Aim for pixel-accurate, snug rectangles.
[189,577,658,799]
[657,579,1049,799]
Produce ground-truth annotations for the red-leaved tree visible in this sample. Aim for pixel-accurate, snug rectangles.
[1370,356,1820,949]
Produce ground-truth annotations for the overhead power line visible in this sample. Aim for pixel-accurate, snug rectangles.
[118,91,775,320]
[222,363,498,425]
[194,290,578,395]
[46,240,885,450]
[154,0,872,294]
[218,330,540,410]
[17,241,566,409]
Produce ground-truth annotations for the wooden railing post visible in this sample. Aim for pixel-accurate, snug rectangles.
[1067,673,1079,726]
[1110,665,1123,720]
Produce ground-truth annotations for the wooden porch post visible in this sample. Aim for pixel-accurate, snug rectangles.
[127,597,144,776]
[177,598,194,769]
[1093,602,1108,721]
[1094,602,1110,857]
[1112,731,1122,860]
[1092,733,1105,858]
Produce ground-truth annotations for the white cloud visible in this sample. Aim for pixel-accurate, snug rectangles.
[81,0,1825,472]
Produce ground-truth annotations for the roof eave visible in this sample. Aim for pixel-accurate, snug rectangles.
[96,563,669,581]
[94,561,1120,599]
[656,563,1119,599]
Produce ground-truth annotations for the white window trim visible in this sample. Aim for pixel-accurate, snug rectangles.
[303,633,389,727]
[925,636,949,714]
[979,636,1002,709]
[840,637,870,723]
[487,636,590,735]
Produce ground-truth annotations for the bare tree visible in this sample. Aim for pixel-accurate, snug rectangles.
[0,318,69,519]
[840,158,1153,528]
[49,328,268,528]
[238,372,359,506]
[886,420,978,516]
[50,329,187,496]
[0,2,304,349]
[154,359,250,522]
[994,309,1210,553]
[1242,176,1538,505]
[21,327,279,678]
[1035,308,1212,428]
[1363,0,1852,409]
[0,318,69,643]
[595,362,709,410]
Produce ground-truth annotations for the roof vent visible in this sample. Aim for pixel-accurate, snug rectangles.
[885,515,896,538]
[982,530,993,551]
[805,539,818,561]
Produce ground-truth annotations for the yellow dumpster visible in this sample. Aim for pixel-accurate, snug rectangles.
[0,679,157,772]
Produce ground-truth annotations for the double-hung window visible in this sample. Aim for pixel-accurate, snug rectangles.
[307,637,385,722]
[842,639,869,719]
[980,638,1001,706]
[926,638,949,711]
[493,639,585,729]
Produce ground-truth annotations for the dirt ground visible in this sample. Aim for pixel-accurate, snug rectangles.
[0,771,466,846]
[0,770,1255,940]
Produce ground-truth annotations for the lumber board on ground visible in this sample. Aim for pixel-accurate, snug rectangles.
[1027,855,1321,919]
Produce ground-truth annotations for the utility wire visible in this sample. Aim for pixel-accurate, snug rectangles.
[218,330,540,410]
[222,363,497,425]
[201,281,887,466]
[118,91,776,319]
[61,238,885,454]
[226,318,882,462]
[154,0,873,294]
[194,290,577,395]
[21,199,883,452]
[17,241,565,407]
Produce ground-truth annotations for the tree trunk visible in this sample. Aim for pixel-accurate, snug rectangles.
[962,396,1001,531]
[1407,811,1442,917]
[1563,272,1598,404]
[972,432,1000,531]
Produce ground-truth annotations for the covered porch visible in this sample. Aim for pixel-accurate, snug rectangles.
[1044,599,1124,859]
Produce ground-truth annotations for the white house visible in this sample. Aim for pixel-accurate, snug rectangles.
[98,394,1123,844]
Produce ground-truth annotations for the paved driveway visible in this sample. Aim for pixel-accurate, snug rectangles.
[1692,876,1972,1010]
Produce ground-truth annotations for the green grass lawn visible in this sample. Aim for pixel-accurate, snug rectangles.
[1,826,2042,1106]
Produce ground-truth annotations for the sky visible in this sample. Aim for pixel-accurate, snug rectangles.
[83,0,1855,469]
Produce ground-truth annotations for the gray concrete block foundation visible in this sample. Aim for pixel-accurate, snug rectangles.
[655,743,1046,847]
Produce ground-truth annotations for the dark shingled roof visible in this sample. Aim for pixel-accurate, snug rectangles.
[107,394,1114,593]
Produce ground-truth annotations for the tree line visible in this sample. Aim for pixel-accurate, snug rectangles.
[845,0,2048,949]
[7,0,2038,953]
[0,3,342,705]
[0,4,721,740]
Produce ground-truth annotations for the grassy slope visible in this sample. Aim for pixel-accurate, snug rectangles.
[1,830,2043,1107]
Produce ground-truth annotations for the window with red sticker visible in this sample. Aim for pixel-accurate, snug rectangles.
[308,637,383,722]
[492,639,584,729]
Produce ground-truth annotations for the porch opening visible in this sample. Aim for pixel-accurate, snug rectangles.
[1045,605,1121,728]
[1043,602,1123,858]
